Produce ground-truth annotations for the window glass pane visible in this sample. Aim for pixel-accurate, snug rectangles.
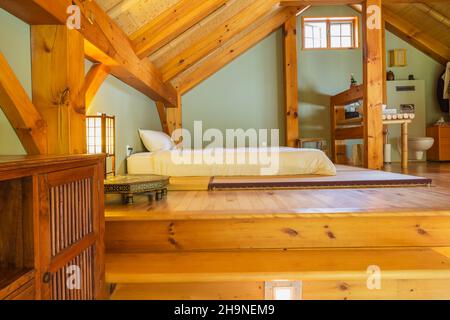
[341,36,352,47]
[304,21,327,48]
[330,24,341,37]
[341,23,352,36]
[303,18,356,49]
[305,25,313,38]
[330,37,341,48]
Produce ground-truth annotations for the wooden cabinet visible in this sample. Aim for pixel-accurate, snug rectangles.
[0,155,105,300]
[427,126,450,161]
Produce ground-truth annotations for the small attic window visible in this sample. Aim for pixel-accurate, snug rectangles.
[302,17,359,50]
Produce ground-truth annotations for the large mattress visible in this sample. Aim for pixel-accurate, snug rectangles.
[127,147,336,177]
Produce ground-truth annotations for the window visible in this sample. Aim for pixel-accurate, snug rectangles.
[302,17,359,50]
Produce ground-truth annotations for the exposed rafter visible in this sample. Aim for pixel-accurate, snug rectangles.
[177,6,309,94]
[161,0,280,82]
[0,0,179,107]
[131,0,229,59]
[0,52,47,155]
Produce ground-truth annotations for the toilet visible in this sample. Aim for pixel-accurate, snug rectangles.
[408,137,434,160]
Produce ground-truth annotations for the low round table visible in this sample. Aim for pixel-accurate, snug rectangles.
[104,175,169,204]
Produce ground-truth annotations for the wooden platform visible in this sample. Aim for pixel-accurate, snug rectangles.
[105,162,450,300]
[167,165,433,191]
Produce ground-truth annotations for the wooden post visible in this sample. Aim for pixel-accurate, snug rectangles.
[31,26,86,155]
[156,102,170,135]
[283,15,299,148]
[401,122,408,169]
[167,93,183,139]
[362,0,384,169]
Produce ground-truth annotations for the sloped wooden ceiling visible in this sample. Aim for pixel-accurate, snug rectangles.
[95,0,450,94]
[384,2,450,51]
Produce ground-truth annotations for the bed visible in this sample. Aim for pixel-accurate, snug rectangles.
[127,147,336,177]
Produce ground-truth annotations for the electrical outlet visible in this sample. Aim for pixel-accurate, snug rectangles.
[126,145,133,157]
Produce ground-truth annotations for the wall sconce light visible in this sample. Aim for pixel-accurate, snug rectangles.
[86,113,116,177]
[389,49,407,67]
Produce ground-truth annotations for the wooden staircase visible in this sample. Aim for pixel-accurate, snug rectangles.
[105,196,450,300]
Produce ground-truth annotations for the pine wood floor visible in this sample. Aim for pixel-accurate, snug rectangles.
[105,162,450,221]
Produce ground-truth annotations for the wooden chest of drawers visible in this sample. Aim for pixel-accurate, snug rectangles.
[427,126,450,161]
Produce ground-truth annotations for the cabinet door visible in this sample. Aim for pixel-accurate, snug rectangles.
[37,164,104,300]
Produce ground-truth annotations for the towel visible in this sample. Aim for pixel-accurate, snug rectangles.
[443,62,450,99]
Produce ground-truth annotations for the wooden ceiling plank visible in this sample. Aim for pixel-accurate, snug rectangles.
[415,3,450,29]
[0,0,178,108]
[0,52,47,155]
[178,6,309,94]
[161,0,280,82]
[131,0,230,59]
[107,0,139,19]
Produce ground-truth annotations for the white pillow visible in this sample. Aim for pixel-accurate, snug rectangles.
[139,129,175,152]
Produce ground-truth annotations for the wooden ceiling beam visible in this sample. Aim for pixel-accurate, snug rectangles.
[131,0,230,59]
[178,6,309,94]
[161,0,280,82]
[0,52,47,155]
[0,0,178,107]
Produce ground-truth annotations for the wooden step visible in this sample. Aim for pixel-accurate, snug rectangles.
[106,248,450,284]
[105,211,450,252]
[110,280,450,300]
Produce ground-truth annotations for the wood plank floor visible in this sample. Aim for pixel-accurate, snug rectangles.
[105,162,450,221]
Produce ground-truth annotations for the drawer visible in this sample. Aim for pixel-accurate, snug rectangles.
[439,127,450,139]
[439,138,450,160]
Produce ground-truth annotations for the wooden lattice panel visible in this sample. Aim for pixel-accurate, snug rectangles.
[51,246,94,300]
[49,179,93,257]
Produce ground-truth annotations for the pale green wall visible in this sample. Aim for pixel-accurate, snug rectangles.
[0,9,162,174]
[385,32,446,125]
[183,30,286,146]
[0,9,29,155]
[298,6,363,146]
[86,61,162,174]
